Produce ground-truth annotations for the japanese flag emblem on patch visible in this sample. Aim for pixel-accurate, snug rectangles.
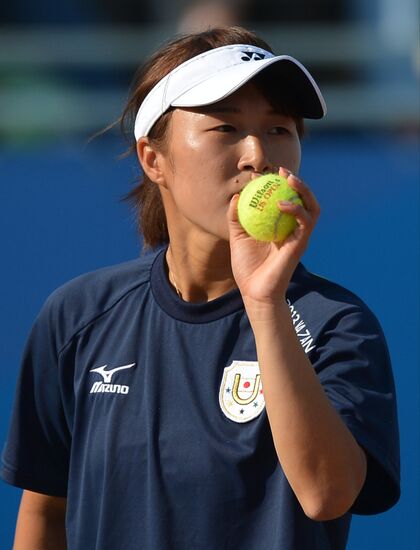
[219,360,265,423]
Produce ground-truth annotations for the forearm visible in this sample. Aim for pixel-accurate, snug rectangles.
[247,299,367,520]
[13,491,67,550]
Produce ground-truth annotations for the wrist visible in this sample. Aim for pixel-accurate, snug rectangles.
[243,296,290,326]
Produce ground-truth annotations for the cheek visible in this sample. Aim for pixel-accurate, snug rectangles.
[170,140,232,192]
[274,140,301,174]
[166,153,223,208]
[291,147,301,174]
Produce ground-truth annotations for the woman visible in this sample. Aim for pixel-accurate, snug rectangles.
[1,26,400,550]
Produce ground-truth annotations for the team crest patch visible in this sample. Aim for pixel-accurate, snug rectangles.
[219,361,265,423]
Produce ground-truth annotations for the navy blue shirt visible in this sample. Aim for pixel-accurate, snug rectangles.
[1,248,400,549]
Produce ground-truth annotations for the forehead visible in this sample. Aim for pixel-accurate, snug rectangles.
[179,81,293,117]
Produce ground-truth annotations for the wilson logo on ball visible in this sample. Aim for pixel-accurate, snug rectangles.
[238,173,302,242]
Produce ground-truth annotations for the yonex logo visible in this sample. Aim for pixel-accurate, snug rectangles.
[241,51,266,62]
[89,363,135,395]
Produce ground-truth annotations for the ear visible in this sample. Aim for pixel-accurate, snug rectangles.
[136,137,168,187]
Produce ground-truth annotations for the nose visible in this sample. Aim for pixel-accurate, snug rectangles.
[237,135,274,175]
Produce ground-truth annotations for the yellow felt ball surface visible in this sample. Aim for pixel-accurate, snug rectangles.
[237,173,303,242]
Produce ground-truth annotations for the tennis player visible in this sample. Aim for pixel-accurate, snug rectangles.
[1,26,400,550]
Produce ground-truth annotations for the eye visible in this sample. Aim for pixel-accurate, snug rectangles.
[269,126,291,135]
[215,124,236,132]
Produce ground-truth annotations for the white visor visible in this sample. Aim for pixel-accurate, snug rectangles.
[134,44,327,140]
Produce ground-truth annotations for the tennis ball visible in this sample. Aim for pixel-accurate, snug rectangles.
[237,173,303,242]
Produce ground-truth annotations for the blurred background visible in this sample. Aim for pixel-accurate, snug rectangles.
[0,0,419,548]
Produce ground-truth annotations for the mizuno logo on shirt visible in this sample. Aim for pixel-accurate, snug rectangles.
[89,363,136,395]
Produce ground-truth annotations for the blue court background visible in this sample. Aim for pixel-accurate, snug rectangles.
[0,132,419,549]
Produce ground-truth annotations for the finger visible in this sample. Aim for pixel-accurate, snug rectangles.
[227,194,249,240]
[278,201,313,230]
[278,167,319,216]
[278,166,292,179]
[228,193,240,223]
[286,174,320,219]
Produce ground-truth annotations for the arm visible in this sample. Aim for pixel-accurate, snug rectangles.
[13,490,67,550]
[228,169,366,521]
[247,299,367,521]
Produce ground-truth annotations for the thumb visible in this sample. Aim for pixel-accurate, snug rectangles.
[227,194,247,240]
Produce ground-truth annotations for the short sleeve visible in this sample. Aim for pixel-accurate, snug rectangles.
[314,307,400,515]
[1,297,70,497]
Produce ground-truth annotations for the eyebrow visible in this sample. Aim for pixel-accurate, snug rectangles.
[197,105,290,117]
[198,105,240,114]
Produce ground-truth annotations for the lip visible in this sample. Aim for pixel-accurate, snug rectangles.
[232,172,271,198]
[234,178,253,193]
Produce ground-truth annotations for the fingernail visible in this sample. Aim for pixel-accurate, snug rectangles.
[279,200,293,206]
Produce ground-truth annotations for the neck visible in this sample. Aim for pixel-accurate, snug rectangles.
[165,241,237,303]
